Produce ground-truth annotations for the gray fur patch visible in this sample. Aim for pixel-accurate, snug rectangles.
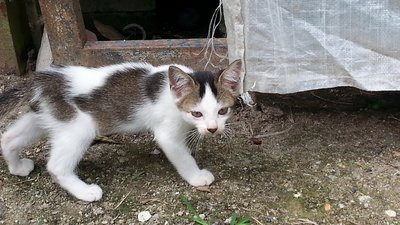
[34,71,76,121]
[74,67,149,134]
[144,71,166,102]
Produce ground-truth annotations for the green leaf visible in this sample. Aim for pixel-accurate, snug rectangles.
[179,195,198,215]
[230,213,238,225]
[236,215,252,225]
[191,216,209,225]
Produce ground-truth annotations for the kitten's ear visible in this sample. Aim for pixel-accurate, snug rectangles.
[218,59,243,95]
[168,66,196,99]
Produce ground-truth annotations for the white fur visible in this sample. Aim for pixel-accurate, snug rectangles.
[116,78,215,186]
[1,112,44,176]
[152,64,193,75]
[48,63,153,97]
[0,63,225,202]
[45,109,101,202]
[181,85,230,135]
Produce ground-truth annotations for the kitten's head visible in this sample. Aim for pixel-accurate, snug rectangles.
[168,60,243,135]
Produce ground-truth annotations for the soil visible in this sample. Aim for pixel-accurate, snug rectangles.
[0,73,399,225]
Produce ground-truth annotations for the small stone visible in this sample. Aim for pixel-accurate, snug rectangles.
[338,203,345,209]
[324,203,332,211]
[293,192,302,198]
[150,149,161,155]
[385,210,397,218]
[224,217,231,224]
[138,211,152,222]
[327,175,337,181]
[392,151,400,158]
[199,214,206,219]
[93,207,104,216]
[177,211,184,216]
[358,195,372,205]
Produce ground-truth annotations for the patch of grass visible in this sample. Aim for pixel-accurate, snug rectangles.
[179,195,252,225]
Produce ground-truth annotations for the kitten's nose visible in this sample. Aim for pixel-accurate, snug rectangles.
[207,128,217,133]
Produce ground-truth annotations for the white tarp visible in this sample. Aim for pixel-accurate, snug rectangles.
[223,0,400,94]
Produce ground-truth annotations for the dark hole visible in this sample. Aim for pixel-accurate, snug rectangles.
[80,0,226,41]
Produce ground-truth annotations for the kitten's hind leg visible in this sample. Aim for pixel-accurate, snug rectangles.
[46,112,102,202]
[1,112,45,176]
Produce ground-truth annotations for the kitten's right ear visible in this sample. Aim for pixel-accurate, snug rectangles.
[168,66,196,99]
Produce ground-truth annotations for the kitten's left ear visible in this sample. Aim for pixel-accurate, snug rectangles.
[218,59,243,95]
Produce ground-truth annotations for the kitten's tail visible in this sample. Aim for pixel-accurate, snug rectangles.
[0,79,32,130]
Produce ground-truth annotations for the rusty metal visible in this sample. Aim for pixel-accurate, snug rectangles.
[38,0,228,71]
[82,39,228,71]
[39,0,86,65]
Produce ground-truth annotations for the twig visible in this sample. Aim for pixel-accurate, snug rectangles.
[253,126,293,139]
[252,216,265,225]
[291,218,319,225]
[111,215,120,222]
[114,191,131,209]
[311,92,353,105]
[12,176,39,185]
[389,115,400,122]
[248,123,254,136]
[139,198,162,205]
[93,135,121,145]
[242,207,264,215]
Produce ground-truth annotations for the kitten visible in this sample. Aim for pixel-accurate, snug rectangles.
[0,60,243,202]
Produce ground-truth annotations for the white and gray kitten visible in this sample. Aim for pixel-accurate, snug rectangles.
[0,60,243,202]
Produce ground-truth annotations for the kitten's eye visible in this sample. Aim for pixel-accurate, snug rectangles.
[191,111,203,118]
[218,107,229,115]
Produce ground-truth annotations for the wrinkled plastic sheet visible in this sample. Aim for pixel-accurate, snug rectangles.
[223,0,400,94]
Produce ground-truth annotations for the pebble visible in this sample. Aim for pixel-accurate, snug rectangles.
[358,195,372,206]
[138,211,152,222]
[384,210,397,218]
[92,207,104,216]
[293,192,302,198]
[150,149,161,155]
[324,203,332,211]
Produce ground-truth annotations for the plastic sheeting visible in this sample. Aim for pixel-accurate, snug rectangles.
[223,0,400,94]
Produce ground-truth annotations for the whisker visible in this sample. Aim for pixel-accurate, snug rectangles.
[185,129,203,153]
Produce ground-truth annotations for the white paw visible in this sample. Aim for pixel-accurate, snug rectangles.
[9,158,34,176]
[188,169,215,187]
[74,184,103,202]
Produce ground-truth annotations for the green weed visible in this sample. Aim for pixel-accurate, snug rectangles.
[179,195,252,225]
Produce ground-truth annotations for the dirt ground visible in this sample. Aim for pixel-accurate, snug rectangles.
[0,73,399,225]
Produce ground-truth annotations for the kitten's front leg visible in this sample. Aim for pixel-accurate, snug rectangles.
[154,128,214,186]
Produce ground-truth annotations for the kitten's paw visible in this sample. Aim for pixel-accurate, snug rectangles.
[9,158,34,176]
[74,184,103,202]
[188,169,215,187]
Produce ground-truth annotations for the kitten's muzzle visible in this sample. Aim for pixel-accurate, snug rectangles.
[207,128,217,134]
